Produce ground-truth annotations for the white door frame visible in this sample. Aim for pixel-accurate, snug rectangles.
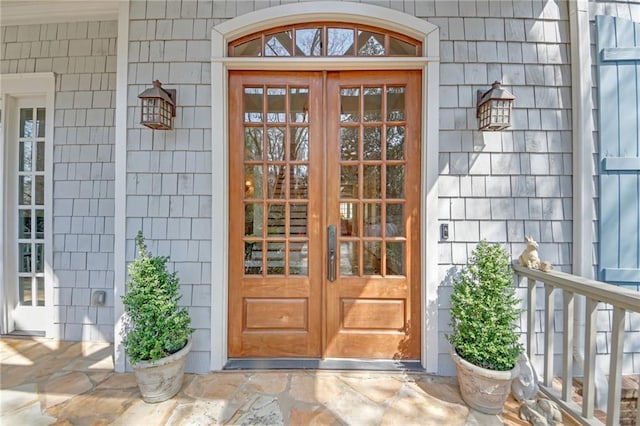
[0,73,56,338]
[209,1,440,372]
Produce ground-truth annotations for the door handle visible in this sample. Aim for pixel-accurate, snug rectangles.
[327,225,337,282]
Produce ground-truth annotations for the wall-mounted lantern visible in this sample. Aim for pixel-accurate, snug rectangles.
[476,81,515,131]
[138,80,176,130]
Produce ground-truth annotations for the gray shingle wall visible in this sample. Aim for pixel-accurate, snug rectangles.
[127,0,214,373]
[1,21,117,341]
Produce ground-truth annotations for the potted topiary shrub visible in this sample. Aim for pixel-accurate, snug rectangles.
[122,231,194,403]
[448,240,523,415]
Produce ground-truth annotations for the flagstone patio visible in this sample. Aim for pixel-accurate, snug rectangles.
[1,337,561,425]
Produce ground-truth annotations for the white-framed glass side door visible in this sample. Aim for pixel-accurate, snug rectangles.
[4,96,49,334]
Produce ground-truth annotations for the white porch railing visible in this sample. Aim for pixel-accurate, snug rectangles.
[512,262,640,426]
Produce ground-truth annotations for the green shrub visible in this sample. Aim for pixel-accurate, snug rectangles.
[122,231,193,364]
[448,240,523,371]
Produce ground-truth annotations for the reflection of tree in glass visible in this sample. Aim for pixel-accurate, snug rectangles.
[295,29,322,56]
[290,127,308,161]
[363,127,382,160]
[387,126,405,160]
[327,28,355,56]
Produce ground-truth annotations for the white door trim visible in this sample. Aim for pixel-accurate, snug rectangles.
[210,1,440,372]
[0,72,56,338]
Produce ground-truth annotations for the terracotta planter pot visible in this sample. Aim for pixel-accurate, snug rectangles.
[131,337,192,403]
[451,350,519,415]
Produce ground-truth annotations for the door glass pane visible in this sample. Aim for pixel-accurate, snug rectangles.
[235,37,262,56]
[19,209,31,239]
[266,241,285,274]
[340,241,359,275]
[389,37,417,56]
[36,277,45,306]
[289,242,308,275]
[363,127,382,160]
[340,88,359,122]
[295,28,322,56]
[363,203,383,236]
[267,204,286,236]
[289,204,307,236]
[19,243,31,272]
[386,204,405,237]
[244,128,263,161]
[363,241,382,275]
[245,165,263,199]
[19,277,32,306]
[244,241,262,275]
[36,209,44,240]
[19,175,31,205]
[36,141,45,171]
[267,165,286,199]
[363,88,382,122]
[340,127,359,161]
[290,88,309,122]
[340,165,358,198]
[340,202,359,236]
[20,108,33,138]
[267,89,286,123]
[290,127,308,161]
[386,165,405,199]
[245,203,263,237]
[290,165,308,199]
[35,243,44,272]
[267,127,285,160]
[327,28,354,56]
[386,126,405,160]
[19,141,32,171]
[36,108,46,137]
[358,30,385,56]
[363,165,381,199]
[386,242,405,275]
[35,209,44,239]
[244,88,263,122]
[35,176,44,205]
[265,31,293,56]
[387,87,405,121]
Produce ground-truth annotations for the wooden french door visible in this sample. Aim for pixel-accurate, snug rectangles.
[228,70,421,360]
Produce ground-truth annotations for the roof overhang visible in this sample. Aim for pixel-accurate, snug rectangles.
[0,0,121,26]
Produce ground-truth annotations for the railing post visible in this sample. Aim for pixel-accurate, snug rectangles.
[606,306,625,426]
[562,290,574,402]
[583,297,598,419]
[527,278,536,361]
[544,285,555,387]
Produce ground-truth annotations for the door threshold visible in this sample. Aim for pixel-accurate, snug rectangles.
[5,330,46,337]
[224,358,423,372]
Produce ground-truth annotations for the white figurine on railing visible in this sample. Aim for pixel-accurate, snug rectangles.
[518,236,553,272]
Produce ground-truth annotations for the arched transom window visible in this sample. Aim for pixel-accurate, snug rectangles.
[230,23,422,57]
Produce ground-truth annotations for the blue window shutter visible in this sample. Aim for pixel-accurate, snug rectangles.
[596,15,640,288]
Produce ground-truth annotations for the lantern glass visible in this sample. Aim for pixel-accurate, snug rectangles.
[476,82,514,131]
[138,81,176,130]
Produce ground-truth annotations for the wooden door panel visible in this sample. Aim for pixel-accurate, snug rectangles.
[228,71,323,358]
[325,71,421,360]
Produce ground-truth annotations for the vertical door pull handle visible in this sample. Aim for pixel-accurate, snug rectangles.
[327,225,337,282]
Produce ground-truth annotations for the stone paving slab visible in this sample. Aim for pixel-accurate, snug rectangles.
[1,337,536,425]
